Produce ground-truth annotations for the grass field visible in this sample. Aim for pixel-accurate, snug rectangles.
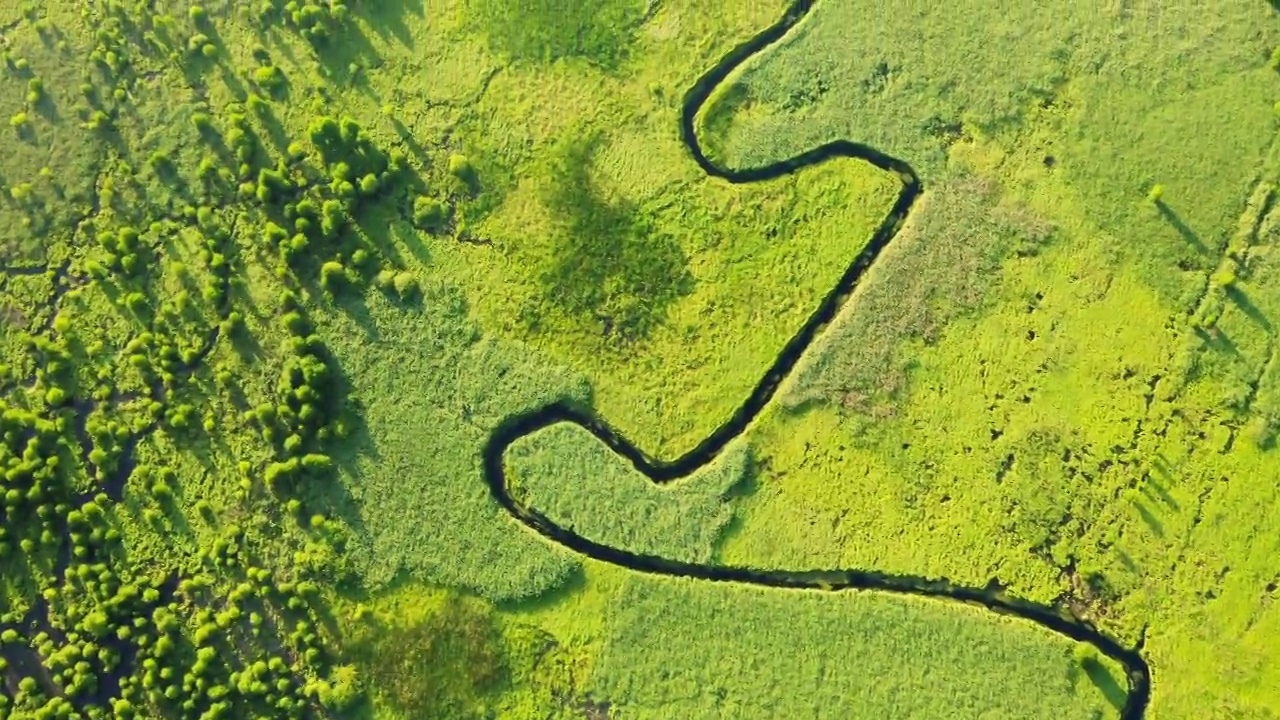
[688,1,1280,717]
[0,0,1278,718]
[501,561,1126,720]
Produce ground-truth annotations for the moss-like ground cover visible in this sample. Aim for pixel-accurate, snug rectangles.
[0,0,1276,718]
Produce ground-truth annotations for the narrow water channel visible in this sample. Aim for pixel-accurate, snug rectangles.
[481,2,1152,717]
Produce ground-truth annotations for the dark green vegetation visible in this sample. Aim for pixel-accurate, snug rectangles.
[466,0,648,70]
[0,0,1276,719]
[530,132,693,344]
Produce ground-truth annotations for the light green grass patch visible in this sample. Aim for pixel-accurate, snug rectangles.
[317,284,585,601]
[506,422,747,563]
[590,569,1125,720]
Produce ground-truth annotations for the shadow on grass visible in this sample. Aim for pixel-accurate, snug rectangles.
[529,132,693,344]
[1133,499,1164,538]
[494,562,587,614]
[1083,658,1128,714]
[1142,474,1180,511]
[1225,284,1274,333]
[1156,200,1207,254]
[462,0,646,72]
[391,117,433,167]
[351,0,419,49]
[1194,325,1240,356]
[248,100,292,157]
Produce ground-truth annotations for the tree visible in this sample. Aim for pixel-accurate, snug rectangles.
[447,153,473,180]
[254,65,285,93]
[393,271,419,300]
[413,196,446,232]
[320,262,346,293]
[316,665,361,711]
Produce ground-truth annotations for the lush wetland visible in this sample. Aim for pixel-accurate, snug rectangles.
[0,0,1276,718]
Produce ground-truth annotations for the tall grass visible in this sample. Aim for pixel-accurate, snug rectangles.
[588,570,1123,720]
[696,2,1280,716]
[505,423,747,563]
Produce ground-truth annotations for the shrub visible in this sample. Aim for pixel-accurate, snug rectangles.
[1072,643,1099,667]
[320,261,346,292]
[45,387,67,407]
[393,271,419,300]
[10,112,28,130]
[317,665,361,711]
[447,153,474,181]
[85,110,110,131]
[413,196,447,231]
[254,65,284,91]
[125,292,148,315]
[320,200,345,238]
[301,453,332,471]
[148,151,171,171]
[1147,184,1164,204]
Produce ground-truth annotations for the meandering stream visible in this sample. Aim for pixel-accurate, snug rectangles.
[481,1,1152,716]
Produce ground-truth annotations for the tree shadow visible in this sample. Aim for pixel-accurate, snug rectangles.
[1134,499,1165,538]
[1142,473,1180,511]
[388,213,430,269]
[1194,325,1240,356]
[1082,658,1128,713]
[463,0,645,72]
[31,90,58,123]
[351,0,419,49]
[529,132,693,344]
[248,99,292,157]
[1224,285,1274,333]
[309,17,388,88]
[391,117,433,167]
[1156,200,1208,254]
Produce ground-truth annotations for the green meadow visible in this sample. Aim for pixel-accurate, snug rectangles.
[0,0,1276,718]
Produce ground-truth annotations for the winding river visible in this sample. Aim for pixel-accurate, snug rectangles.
[481,1,1152,717]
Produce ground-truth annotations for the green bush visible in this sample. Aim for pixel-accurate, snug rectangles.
[254,65,285,92]
[447,153,474,182]
[393,271,419,300]
[413,196,447,232]
[45,387,67,407]
[320,261,347,292]
[317,665,362,711]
